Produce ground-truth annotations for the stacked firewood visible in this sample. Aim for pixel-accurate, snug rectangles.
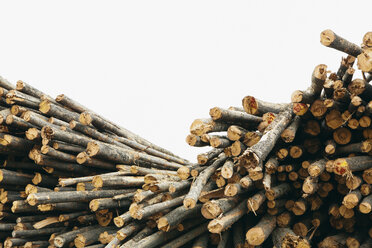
[0,77,196,248]
[177,30,372,247]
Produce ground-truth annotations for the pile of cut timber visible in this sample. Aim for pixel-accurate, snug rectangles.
[2,29,372,248]
[180,30,372,247]
[0,77,196,247]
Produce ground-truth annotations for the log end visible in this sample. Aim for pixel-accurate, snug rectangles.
[207,219,223,234]
[114,216,125,227]
[26,193,38,206]
[86,142,99,157]
[357,48,372,73]
[74,234,86,248]
[79,112,93,125]
[320,29,335,46]
[157,217,170,231]
[92,176,103,188]
[26,128,40,140]
[242,96,258,115]
[293,103,308,116]
[76,152,88,165]
[333,158,349,176]
[246,227,265,245]
[201,201,222,219]
[89,199,99,212]
[183,198,196,209]
[359,202,371,214]
[55,94,65,102]
[39,100,51,114]
[177,166,190,180]
[209,107,222,121]
[291,90,303,103]
[237,149,259,170]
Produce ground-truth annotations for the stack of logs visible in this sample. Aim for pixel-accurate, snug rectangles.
[0,76,199,248]
[180,29,372,247]
[2,29,372,248]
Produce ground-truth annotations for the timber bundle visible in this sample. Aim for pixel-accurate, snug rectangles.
[0,29,372,248]
[0,75,195,247]
[182,30,372,247]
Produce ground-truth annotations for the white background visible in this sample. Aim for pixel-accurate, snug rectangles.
[0,1,371,162]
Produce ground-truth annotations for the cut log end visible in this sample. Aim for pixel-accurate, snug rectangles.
[183,198,197,209]
[246,228,265,245]
[207,220,223,234]
[79,112,93,126]
[157,217,169,231]
[201,201,222,219]
[320,29,335,46]
[114,216,125,227]
[242,96,258,115]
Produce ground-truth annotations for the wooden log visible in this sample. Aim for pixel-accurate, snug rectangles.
[74,226,117,248]
[247,190,266,212]
[238,106,292,170]
[80,111,181,159]
[227,125,248,141]
[281,116,301,143]
[131,195,184,220]
[210,107,262,124]
[186,134,208,147]
[6,90,40,109]
[201,197,240,220]
[52,141,85,154]
[116,221,143,241]
[35,154,96,175]
[41,126,92,147]
[291,64,328,104]
[16,80,56,103]
[318,233,348,248]
[320,29,362,57]
[89,198,131,211]
[197,148,223,165]
[334,156,372,176]
[59,171,128,186]
[0,76,15,90]
[246,214,276,245]
[92,175,144,188]
[184,154,227,209]
[0,169,34,186]
[358,48,372,73]
[265,183,291,201]
[157,204,202,232]
[120,226,154,248]
[242,96,288,116]
[207,199,246,234]
[12,227,67,238]
[86,141,183,170]
[27,189,135,205]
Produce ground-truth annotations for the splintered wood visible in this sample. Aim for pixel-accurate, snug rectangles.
[1,29,372,248]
